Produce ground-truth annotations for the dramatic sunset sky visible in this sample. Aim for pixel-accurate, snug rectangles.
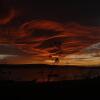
[0,0,100,66]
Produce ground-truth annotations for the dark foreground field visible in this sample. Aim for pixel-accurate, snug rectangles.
[0,77,100,97]
[0,64,100,97]
[0,64,100,82]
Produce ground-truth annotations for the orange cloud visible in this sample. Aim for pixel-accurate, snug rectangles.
[0,20,100,57]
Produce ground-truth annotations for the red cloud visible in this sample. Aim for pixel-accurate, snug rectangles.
[0,9,16,25]
[20,20,65,31]
[0,20,100,57]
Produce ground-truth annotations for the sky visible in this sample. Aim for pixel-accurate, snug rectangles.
[0,0,100,65]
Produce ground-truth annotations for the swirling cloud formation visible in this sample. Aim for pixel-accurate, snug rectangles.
[0,18,100,57]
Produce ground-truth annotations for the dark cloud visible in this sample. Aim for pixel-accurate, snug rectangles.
[0,1,100,57]
[0,19,100,57]
[0,44,25,55]
[0,9,16,25]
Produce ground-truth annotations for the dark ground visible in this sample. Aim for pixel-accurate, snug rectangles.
[0,64,100,97]
[0,64,100,81]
